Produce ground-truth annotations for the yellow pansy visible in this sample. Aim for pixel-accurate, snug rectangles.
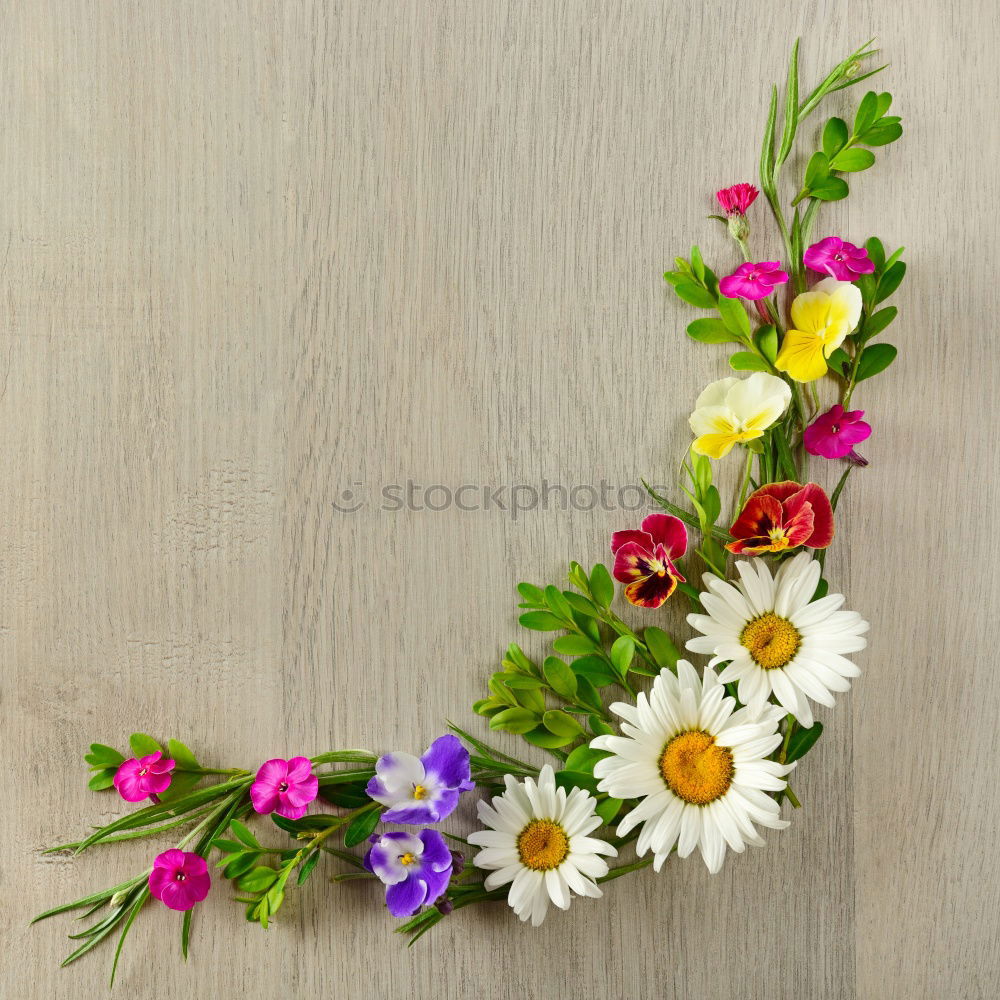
[689,373,792,459]
[774,278,863,383]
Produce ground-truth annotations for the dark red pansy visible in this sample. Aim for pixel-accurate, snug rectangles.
[610,513,688,609]
[726,481,834,555]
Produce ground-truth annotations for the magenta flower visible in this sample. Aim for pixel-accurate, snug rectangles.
[149,849,211,911]
[719,261,789,301]
[716,183,759,216]
[250,756,319,820]
[113,752,175,803]
[804,404,872,460]
[804,237,875,281]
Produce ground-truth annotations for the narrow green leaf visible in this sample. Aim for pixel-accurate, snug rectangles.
[181,910,192,961]
[775,38,800,166]
[344,807,382,848]
[854,91,879,135]
[230,820,260,849]
[544,585,573,621]
[297,849,321,885]
[690,245,705,283]
[786,721,823,763]
[759,84,778,184]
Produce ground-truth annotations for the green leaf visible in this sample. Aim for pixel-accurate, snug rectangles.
[875,261,906,303]
[809,176,850,201]
[542,710,585,740]
[875,91,893,117]
[644,627,680,669]
[129,733,161,758]
[786,721,824,763]
[574,676,603,714]
[87,769,117,791]
[690,245,706,283]
[522,726,573,749]
[518,611,565,632]
[686,318,737,344]
[759,84,778,184]
[589,715,614,737]
[588,564,615,608]
[344,807,382,848]
[717,295,751,339]
[297,850,321,885]
[158,771,200,802]
[812,577,829,601]
[855,343,897,382]
[544,585,573,621]
[561,592,599,619]
[570,655,619,688]
[238,867,279,893]
[86,743,125,768]
[861,306,897,340]
[564,746,610,773]
[551,634,598,656]
[776,38,799,166]
[862,122,902,146]
[230,820,261,849]
[854,91,879,135]
[865,236,885,269]
[554,770,599,795]
[223,853,257,880]
[489,708,539,735]
[755,324,778,363]
[702,485,722,526]
[516,582,544,605]
[181,910,192,961]
[609,636,635,677]
[822,116,848,159]
[500,675,547,690]
[166,738,199,772]
[803,150,830,187]
[830,148,875,172]
[729,352,771,372]
[673,283,717,309]
[543,656,578,700]
[595,797,623,825]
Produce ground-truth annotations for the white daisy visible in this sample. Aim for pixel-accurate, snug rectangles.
[686,551,869,728]
[592,661,792,874]
[468,764,617,927]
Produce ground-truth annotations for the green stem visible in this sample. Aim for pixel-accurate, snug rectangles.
[597,855,655,882]
[737,448,754,509]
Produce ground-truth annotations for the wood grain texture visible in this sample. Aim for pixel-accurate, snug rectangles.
[2,2,998,997]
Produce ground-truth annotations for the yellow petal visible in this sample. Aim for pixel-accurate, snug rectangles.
[789,291,831,335]
[774,329,829,383]
[692,432,739,459]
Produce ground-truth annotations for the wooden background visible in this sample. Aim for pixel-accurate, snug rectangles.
[3,2,998,997]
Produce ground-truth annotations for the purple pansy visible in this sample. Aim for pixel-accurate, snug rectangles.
[364,829,453,917]
[366,734,473,823]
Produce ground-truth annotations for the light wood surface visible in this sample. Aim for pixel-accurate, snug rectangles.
[3,3,998,998]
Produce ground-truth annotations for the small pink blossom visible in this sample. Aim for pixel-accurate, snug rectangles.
[250,756,319,820]
[719,261,789,301]
[113,752,175,803]
[804,404,872,460]
[149,849,211,911]
[716,183,759,216]
[804,237,875,281]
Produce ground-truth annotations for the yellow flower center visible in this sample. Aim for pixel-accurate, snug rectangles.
[659,730,734,805]
[740,612,801,669]
[767,527,790,548]
[399,852,416,866]
[516,819,569,871]
[413,784,428,800]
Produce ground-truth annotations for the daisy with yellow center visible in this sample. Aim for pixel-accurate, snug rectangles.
[686,552,869,727]
[774,277,862,383]
[468,765,616,926]
[592,662,792,874]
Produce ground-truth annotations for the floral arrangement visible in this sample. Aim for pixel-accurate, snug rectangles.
[34,39,904,985]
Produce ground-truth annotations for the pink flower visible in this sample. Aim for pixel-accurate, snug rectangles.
[113,752,175,803]
[716,183,759,216]
[250,756,319,820]
[719,261,789,301]
[803,404,872,460]
[149,849,211,911]
[803,237,875,281]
